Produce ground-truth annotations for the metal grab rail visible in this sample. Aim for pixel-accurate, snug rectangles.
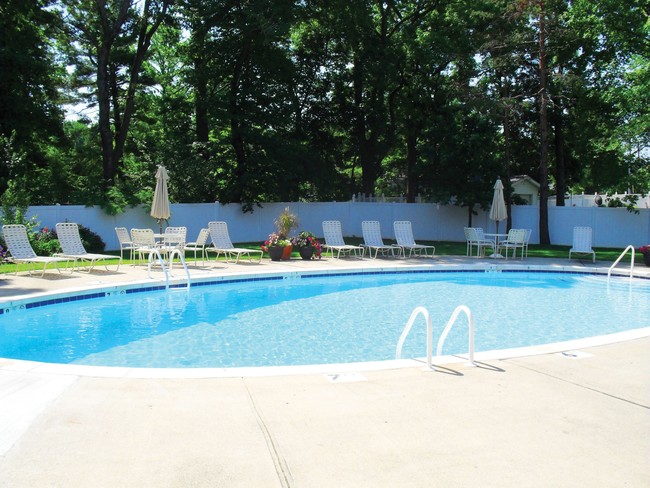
[168,249,191,289]
[396,305,476,369]
[607,245,635,280]
[147,249,191,289]
[395,307,433,369]
[147,248,170,288]
[436,305,475,366]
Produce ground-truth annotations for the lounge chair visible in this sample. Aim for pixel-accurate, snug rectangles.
[207,221,263,263]
[464,227,495,257]
[184,228,211,265]
[569,226,595,263]
[498,228,527,260]
[361,221,397,258]
[393,221,435,258]
[55,222,119,272]
[2,224,74,276]
[115,227,136,263]
[321,220,365,258]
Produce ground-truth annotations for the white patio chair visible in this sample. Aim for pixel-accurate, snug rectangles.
[464,227,495,257]
[361,221,397,259]
[2,224,74,276]
[115,227,136,264]
[160,226,187,263]
[207,221,263,263]
[498,228,527,260]
[393,221,435,258]
[321,220,365,258]
[184,228,211,265]
[55,222,119,272]
[569,226,595,263]
[130,228,166,265]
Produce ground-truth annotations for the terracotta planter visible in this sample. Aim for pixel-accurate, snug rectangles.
[267,246,284,261]
[281,244,293,260]
[298,246,314,260]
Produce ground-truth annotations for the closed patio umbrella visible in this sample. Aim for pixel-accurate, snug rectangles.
[489,177,507,258]
[151,165,170,233]
[489,177,507,234]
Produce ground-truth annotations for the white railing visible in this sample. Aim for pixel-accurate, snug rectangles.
[395,307,433,369]
[436,305,476,367]
[607,245,636,280]
[395,305,476,369]
[147,248,191,289]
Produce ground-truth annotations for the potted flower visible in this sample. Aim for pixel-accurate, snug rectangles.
[261,232,291,261]
[638,245,650,267]
[273,207,299,260]
[291,231,322,260]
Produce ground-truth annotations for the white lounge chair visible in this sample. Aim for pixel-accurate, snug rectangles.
[393,221,435,258]
[2,224,74,276]
[321,220,365,258]
[569,226,595,263]
[184,228,211,265]
[55,222,119,272]
[498,228,527,260]
[115,227,136,263]
[207,221,263,263]
[361,221,397,259]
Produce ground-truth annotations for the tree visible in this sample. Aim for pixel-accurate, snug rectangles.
[61,0,173,188]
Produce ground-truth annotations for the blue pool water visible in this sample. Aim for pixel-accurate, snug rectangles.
[0,271,648,368]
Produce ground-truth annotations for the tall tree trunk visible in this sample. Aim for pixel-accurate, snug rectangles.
[537,1,551,244]
[405,121,417,202]
[553,98,566,206]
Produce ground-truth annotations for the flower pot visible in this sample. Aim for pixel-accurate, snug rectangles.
[281,244,293,260]
[267,246,284,261]
[298,246,314,260]
[643,253,650,267]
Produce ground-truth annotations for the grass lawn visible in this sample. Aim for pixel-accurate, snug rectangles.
[1,241,643,274]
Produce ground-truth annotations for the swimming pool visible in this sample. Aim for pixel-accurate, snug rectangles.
[1,269,648,370]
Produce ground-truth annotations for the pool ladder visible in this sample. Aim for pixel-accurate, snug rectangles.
[147,248,191,289]
[607,245,635,280]
[395,305,475,370]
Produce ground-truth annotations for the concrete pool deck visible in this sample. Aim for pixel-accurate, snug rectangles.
[0,255,648,487]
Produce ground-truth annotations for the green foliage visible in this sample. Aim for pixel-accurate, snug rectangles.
[31,227,60,256]
[0,0,645,214]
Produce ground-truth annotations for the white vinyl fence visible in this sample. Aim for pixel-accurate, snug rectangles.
[8,202,650,252]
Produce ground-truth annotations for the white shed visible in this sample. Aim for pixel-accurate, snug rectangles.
[510,175,540,205]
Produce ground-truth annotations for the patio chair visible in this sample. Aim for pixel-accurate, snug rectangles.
[115,227,136,264]
[569,226,595,263]
[2,224,74,277]
[321,220,365,258]
[207,221,263,263]
[498,228,527,260]
[160,226,187,262]
[130,228,166,265]
[55,222,119,272]
[464,227,495,257]
[184,228,211,265]
[361,221,397,259]
[393,221,435,258]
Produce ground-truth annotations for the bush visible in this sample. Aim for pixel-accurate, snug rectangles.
[78,224,106,253]
[31,227,60,256]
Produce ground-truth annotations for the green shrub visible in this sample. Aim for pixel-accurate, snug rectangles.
[78,224,106,253]
[31,227,60,256]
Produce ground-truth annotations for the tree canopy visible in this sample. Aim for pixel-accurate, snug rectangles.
[1,0,648,229]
